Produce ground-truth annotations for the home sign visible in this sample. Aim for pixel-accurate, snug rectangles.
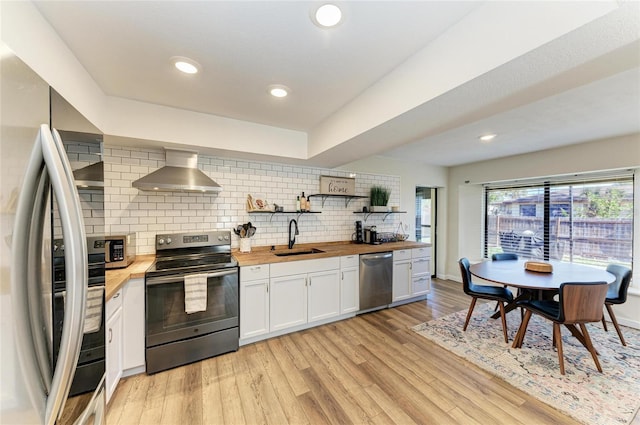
[319,175,355,196]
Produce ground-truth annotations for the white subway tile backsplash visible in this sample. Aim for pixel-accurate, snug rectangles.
[103,145,403,254]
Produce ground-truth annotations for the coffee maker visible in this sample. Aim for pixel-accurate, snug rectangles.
[354,221,364,244]
[364,226,378,244]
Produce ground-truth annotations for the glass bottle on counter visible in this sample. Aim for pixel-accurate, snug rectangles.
[301,192,307,212]
[296,195,301,212]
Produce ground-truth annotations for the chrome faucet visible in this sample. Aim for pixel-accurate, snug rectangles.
[288,219,299,249]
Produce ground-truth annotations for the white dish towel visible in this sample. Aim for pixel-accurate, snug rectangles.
[184,274,208,314]
[84,286,104,334]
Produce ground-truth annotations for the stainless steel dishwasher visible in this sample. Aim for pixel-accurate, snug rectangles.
[358,252,393,313]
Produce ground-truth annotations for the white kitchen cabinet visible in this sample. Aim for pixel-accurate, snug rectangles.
[412,274,430,295]
[411,248,431,296]
[411,256,430,296]
[393,260,412,301]
[105,290,123,403]
[270,273,308,331]
[393,248,431,303]
[392,250,412,302]
[340,255,359,314]
[122,278,145,376]
[307,269,340,323]
[269,257,340,332]
[240,264,270,339]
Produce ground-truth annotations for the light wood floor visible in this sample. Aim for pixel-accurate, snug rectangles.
[106,279,589,425]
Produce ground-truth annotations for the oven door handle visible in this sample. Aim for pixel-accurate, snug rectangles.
[146,269,238,286]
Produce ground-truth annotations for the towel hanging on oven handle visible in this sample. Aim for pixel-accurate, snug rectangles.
[146,268,237,287]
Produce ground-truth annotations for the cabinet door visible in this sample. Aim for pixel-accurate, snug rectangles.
[240,279,269,339]
[392,260,411,302]
[106,305,123,403]
[270,274,307,332]
[412,274,430,296]
[308,269,340,323]
[340,266,359,314]
[122,278,145,372]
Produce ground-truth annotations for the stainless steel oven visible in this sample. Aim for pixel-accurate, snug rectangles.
[53,236,106,396]
[145,231,239,374]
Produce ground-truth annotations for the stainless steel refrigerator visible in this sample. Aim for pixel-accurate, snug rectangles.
[1,45,106,424]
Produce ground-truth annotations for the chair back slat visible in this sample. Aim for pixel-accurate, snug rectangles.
[559,282,608,323]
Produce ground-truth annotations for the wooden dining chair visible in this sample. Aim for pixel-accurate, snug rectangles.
[512,281,608,375]
[601,264,632,346]
[459,258,514,343]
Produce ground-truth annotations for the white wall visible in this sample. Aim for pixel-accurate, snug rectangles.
[339,155,448,276]
[447,133,640,328]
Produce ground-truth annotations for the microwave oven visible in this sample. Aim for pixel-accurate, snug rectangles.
[104,233,136,269]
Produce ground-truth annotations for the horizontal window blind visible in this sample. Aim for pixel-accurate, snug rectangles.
[484,172,634,269]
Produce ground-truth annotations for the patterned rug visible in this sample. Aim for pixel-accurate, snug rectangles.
[411,303,640,425]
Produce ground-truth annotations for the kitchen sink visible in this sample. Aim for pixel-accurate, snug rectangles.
[274,248,325,257]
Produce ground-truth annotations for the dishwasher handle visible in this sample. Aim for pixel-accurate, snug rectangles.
[360,252,392,261]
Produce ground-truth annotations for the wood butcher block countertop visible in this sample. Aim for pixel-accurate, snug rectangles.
[105,255,155,300]
[233,240,430,267]
[104,241,430,300]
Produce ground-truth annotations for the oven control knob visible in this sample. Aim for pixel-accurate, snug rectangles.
[166,237,172,245]
[224,235,229,241]
[158,238,165,245]
[217,236,223,241]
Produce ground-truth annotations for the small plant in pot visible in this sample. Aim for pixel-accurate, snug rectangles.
[370,186,391,212]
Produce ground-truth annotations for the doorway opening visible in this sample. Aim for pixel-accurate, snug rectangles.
[415,187,436,277]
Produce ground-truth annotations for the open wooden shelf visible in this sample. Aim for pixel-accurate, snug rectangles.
[307,194,368,208]
[248,210,321,222]
[353,211,407,222]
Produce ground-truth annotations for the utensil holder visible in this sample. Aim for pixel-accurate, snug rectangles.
[240,238,251,253]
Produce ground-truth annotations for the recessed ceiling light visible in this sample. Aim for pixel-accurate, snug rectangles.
[172,56,200,74]
[479,134,497,142]
[268,85,289,98]
[313,4,342,28]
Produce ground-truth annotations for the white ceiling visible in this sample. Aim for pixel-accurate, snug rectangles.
[34,1,640,168]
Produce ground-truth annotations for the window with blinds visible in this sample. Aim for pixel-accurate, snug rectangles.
[484,173,634,269]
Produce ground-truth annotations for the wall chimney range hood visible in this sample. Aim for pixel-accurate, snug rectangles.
[73,161,104,189]
[132,149,222,193]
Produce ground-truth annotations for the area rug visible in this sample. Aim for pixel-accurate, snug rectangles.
[411,303,640,425]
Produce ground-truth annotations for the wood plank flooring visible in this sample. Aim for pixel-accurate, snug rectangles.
[106,279,589,425]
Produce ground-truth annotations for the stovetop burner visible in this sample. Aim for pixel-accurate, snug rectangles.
[146,230,237,278]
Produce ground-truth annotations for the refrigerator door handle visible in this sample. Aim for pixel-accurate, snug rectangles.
[28,170,53,393]
[11,126,50,421]
[44,127,88,424]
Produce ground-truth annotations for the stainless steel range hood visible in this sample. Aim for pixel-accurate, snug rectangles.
[73,161,104,189]
[132,149,222,193]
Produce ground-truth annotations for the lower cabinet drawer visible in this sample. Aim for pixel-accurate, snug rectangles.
[241,264,269,281]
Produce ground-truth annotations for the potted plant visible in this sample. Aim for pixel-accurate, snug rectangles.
[370,186,391,212]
